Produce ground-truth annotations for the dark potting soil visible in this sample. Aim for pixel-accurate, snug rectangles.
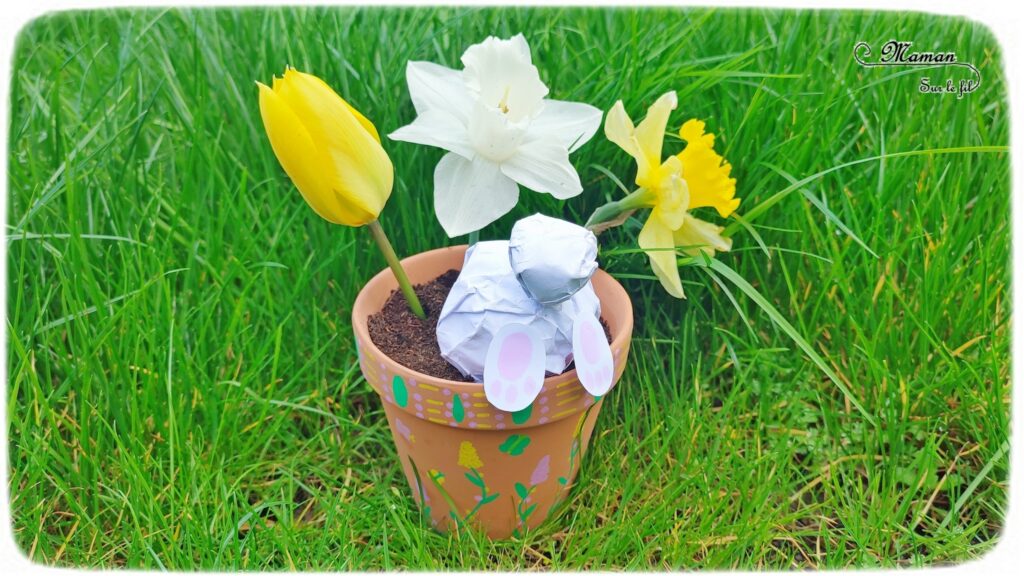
[367,269,472,382]
[367,270,612,382]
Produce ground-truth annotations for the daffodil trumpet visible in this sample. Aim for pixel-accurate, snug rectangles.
[258,67,425,319]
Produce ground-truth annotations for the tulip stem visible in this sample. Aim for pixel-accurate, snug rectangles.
[367,220,426,320]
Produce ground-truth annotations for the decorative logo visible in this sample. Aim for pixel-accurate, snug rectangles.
[853,40,981,98]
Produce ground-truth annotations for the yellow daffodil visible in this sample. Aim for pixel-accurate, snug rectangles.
[257,68,393,227]
[602,91,739,298]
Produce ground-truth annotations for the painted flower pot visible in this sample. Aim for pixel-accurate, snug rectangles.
[352,245,633,538]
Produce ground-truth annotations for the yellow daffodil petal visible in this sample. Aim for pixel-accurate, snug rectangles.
[604,100,641,164]
[650,157,688,230]
[605,93,680,189]
[258,82,371,225]
[633,91,677,183]
[677,118,739,218]
[638,214,685,299]
[673,214,732,258]
[272,69,393,222]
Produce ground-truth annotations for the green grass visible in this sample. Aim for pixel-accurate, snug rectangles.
[6,6,1010,570]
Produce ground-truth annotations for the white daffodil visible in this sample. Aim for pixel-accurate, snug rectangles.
[389,34,602,237]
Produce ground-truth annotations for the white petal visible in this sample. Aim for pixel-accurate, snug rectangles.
[434,152,519,237]
[467,100,526,163]
[461,35,548,122]
[388,108,473,159]
[406,60,473,121]
[530,100,603,152]
[500,139,583,200]
[508,33,533,62]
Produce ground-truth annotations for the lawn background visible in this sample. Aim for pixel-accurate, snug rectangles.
[5,6,1010,570]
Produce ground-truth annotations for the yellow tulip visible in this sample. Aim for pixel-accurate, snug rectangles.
[257,68,425,319]
[604,91,739,298]
[257,68,393,226]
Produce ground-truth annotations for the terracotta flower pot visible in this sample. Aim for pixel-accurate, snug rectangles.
[352,245,633,538]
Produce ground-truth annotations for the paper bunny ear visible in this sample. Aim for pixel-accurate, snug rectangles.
[483,323,546,412]
[572,314,614,396]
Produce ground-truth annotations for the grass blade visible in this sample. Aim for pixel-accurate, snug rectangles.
[938,440,1009,531]
[724,145,1008,237]
[700,257,875,424]
[762,163,879,258]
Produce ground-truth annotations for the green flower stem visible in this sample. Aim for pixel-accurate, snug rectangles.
[462,468,490,522]
[584,188,651,233]
[516,485,537,525]
[467,230,480,246]
[366,219,426,320]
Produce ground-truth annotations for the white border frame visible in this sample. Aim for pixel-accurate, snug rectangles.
[1,1,1019,574]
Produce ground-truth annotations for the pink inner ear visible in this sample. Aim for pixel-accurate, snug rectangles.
[580,319,601,362]
[498,332,531,380]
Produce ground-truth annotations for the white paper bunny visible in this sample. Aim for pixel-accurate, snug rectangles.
[436,214,615,412]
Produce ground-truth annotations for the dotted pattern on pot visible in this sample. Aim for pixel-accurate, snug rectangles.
[356,342,626,430]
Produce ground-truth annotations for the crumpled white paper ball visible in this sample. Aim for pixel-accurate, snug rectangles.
[436,240,601,382]
[509,213,599,305]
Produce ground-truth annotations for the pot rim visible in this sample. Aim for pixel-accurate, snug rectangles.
[351,244,633,396]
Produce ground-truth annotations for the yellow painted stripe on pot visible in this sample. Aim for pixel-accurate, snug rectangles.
[476,412,491,418]
[557,381,576,389]
[427,408,441,415]
[473,403,489,408]
[475,424,492,430]
[428,417,447,425]
[418,384,439,392]
[556,387,580,397]
[426,399,444,406]
[553,408,578,419]
[557,394,582,406]
[472,392,486,398]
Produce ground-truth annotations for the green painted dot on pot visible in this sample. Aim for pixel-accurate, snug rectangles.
[512,403,532,425]
[392,375,408,407]
[452,393,465,423]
